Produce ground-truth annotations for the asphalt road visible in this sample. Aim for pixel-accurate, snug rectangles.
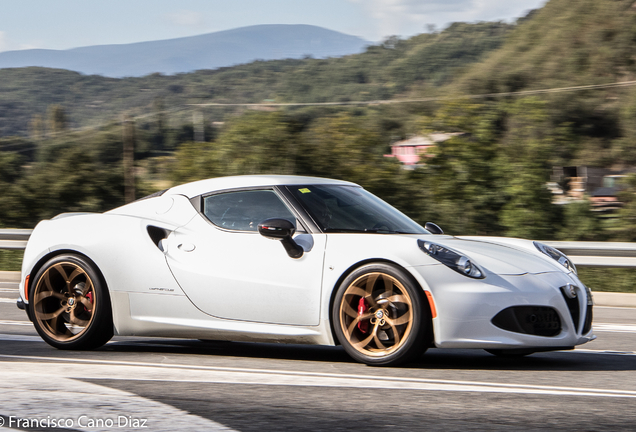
[1,284,636,431]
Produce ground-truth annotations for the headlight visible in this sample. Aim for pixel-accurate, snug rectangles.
[417,239,484,278]
[533,241,577,274]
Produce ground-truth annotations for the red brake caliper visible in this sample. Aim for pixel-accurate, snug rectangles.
[85,292,93,312]
[357,298,369,333]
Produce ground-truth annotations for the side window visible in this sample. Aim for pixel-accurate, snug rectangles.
[203,190,297,232]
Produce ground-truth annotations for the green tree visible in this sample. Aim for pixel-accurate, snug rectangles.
[557,200,605,241]
[216,111,297,175]
[424,100,506,235]
[47,105,68,135]
[499,98,561,239]
[0,151,25,227]
[615,174,636,241]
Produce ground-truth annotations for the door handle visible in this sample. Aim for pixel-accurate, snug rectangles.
[178,243,196,252]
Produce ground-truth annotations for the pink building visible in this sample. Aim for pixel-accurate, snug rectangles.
[384,133,462,166]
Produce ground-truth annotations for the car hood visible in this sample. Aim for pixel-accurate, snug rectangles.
[420,236,561,275]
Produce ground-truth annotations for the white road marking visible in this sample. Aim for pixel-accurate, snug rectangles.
[574,348,636,356]
[0,287,18,292]
[0,334,41,342]
[0,298,17,303]
[595,306,636,310]
[593,323,636,333]
[0,367,235,432]
[1,356,636,399]
[0,320,32,326]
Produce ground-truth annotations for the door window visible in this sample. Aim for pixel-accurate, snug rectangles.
[203,190,296,231]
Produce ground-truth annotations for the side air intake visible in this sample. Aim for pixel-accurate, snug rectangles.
[147,226,170,251]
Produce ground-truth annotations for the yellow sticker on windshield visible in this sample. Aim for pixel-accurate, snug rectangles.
[298,188,311,194]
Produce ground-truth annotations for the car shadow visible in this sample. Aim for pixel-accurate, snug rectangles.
[95,337,636,372]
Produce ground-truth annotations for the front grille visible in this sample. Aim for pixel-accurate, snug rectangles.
[559,284,593,334]
[583,304,593,334]
[492,306,561,337]
[560,286,580,331]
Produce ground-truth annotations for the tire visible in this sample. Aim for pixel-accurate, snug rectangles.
[29,254,113,350]
[485,349,535,357]
[332,263,429,366]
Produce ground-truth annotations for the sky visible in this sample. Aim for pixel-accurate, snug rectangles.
[0,0,548,53]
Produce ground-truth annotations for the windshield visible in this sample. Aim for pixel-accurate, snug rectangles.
[287,185,428,234]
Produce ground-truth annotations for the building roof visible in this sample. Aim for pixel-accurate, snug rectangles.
[391,133,463,147]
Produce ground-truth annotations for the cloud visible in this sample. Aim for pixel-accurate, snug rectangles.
[348,0,546,39]
[164,10,206,28]
[0,31,41,52]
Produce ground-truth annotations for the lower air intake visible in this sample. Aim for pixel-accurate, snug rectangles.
[492,306,561,337]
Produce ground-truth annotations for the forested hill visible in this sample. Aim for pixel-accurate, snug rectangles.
[457,0,636,93]
[0,21,512,137]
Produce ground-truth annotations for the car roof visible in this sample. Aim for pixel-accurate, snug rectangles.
[166,175,359,198]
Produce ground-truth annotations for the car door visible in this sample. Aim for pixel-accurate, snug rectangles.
[164,188,326,326]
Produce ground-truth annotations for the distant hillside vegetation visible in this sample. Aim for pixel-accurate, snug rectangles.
[0,21,513,137]
[457,0,636,93]
[0,25,368,78]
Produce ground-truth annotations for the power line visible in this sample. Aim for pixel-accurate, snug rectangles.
[188,80,636,107]
[1,79,636,152]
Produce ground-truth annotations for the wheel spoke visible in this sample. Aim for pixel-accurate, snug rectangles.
[388,321,402,346]
[53,264,69,282]
[385,294,410,305]
[352,332,374,350]
[38,307,65,321]
[69,310,89,327]
[346,312,373,336]
[346,286,378,308]
[386,311,411,326]
[381,274,394,297]
[81,279,93,296]
[352,321,380,350]
[347,286,368,298]
[68,267,84,284]
[33,290,65,304]
[342,301,358,318]
[80,297,93,310]
[373,333,387,350]
[365,273,379,295]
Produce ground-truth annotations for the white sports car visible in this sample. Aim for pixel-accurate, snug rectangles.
[17,175,595,366]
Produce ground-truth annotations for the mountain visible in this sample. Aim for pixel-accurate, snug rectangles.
[0,25,369,78]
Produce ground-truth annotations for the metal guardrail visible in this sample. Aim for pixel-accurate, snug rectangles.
[0,229,635,267]
[0,229,32,250]
[544,241,636,267]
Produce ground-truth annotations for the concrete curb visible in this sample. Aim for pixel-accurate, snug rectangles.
[0,271,20,283]
[1,271,635,307]
[592,291,636,308]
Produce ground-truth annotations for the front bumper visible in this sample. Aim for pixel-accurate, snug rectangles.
[411,265,595,350]
[16,297,32,321]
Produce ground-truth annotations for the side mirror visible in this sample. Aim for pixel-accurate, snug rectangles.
[425,222,444,235]
[258,218,304,259]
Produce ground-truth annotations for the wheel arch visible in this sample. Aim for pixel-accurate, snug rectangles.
[327,258,435,347]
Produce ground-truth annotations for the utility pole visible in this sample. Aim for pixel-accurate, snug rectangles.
[193,110,204,142]
[122,115,135,203]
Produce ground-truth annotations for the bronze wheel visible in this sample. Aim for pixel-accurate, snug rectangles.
[333,263,429,366]
[30,254,113,350]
